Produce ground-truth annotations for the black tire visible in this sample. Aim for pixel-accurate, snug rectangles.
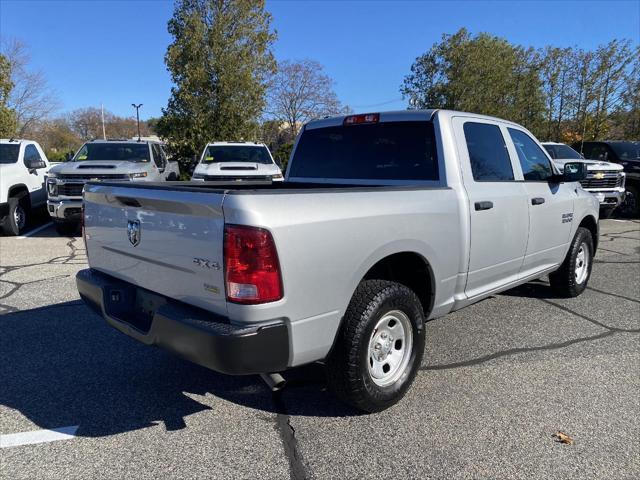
[549,227,594,297]
[1,196,27,236]
[600,207,615,219]
[167,172,178,181]
[326,280,426,413]
[54,221,79,236]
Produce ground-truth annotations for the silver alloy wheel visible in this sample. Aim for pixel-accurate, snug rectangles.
[13,204,26,231]
[575,242,590,285]
[367,310,413,387]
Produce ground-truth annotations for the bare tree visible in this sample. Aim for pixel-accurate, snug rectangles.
[267,59,347,139]
[1,38,59,136]
[68,106,151,141]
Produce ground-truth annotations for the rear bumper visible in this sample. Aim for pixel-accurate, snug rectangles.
[76,268,290,375]
[48,199,82,221]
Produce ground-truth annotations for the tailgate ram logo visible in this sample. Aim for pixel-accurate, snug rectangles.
[127,220,141,247]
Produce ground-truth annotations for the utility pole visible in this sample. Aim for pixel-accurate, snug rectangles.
[101,103,106,140]
[131,103,143,141]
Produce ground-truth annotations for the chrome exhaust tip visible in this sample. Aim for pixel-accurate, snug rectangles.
[260,372,286,392]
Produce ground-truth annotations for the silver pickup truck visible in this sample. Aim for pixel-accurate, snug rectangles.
[76,110,599,412]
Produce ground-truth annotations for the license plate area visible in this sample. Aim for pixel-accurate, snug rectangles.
[104,284,167,334]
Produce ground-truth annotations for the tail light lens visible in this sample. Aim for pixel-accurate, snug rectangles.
[224,224,283,304]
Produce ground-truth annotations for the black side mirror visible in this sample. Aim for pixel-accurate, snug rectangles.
[25,158,47,170]
[562,162,587,182]
[65,152,73,161]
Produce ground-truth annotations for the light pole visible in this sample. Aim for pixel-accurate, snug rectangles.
[131,103,143,141]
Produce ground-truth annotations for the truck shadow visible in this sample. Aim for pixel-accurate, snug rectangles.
[0,301,353,439]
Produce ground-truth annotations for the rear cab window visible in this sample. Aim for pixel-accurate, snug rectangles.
[0,144,20,164]
[289,121,439,182]
[463,122,514,182]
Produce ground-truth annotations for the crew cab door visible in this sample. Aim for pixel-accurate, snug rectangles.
[452,117,529,298]
[505,127,575,275]
[23,143,48,207]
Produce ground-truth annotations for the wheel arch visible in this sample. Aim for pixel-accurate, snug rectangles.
[8,184,30,207]
[578,214,599,253]
[359,251,436,318]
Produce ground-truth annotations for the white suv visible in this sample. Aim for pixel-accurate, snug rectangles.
[191,142,283,182]
[0,139,49,235]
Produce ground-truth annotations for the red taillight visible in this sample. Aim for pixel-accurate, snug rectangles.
[343,113,380,126]
[224,224,283,304]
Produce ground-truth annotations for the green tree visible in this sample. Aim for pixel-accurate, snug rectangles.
[0,53,17,137]
[400,28,545,135]
[157,0,276,167]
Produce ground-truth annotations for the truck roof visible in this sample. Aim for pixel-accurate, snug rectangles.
[205,141,267,147]
[304,109,527,130]
[87,139,162,145]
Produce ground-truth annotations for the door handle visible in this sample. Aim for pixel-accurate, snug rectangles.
[531,197,545,205]
[474,201,494,211]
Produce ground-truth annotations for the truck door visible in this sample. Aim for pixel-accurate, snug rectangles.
[23,144,47,207]
[505,127,575,276]
[452,117,529,298]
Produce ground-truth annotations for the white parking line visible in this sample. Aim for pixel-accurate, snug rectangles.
[0,425,79,448]
[16,222,53,239]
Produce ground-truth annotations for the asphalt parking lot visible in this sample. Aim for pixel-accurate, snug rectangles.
[1,219,638,479]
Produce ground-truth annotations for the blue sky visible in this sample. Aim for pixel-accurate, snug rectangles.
[1,0,639,120]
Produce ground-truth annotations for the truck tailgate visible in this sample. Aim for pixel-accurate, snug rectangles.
[83,183,227,316]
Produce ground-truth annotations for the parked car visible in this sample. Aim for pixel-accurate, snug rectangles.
[542,142,625,218]
[573,140,640,217]
[46,139,179,234]
[0,139,49,235]
[76,110,598,412]
[191,142,283,182]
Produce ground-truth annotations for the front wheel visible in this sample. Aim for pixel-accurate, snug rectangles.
[549,227,594,297]
[1,197,27,236]
[326,280,426,413]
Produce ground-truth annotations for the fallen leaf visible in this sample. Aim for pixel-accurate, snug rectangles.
[552,431,574,445]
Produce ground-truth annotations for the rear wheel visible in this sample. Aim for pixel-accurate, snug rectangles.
[549,227,594,297]
[1,197,27,236]
[326,280,426,413]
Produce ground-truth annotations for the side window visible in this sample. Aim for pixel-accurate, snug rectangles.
[24,144,42,164]
[159,146,169,164]
[463,122,514,181]
[24,144,42,165]
[589,144,609,161]
[151,144,164,168]
[508,128,553,181]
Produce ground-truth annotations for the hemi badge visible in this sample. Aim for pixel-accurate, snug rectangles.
[204,283,219,295]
